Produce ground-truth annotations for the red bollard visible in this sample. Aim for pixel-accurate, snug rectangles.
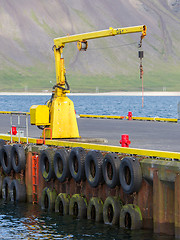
[128,111,132,120]
[11,126,17,135]
[120,134,131,147]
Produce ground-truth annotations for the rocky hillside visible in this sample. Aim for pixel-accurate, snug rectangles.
[0,0,180,92]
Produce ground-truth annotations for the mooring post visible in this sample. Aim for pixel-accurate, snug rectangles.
[175,173,180,238]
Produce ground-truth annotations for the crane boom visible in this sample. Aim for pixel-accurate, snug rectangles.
[53,25,147,94]
[54,25,146,48]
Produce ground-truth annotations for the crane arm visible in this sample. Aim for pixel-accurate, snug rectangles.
[54,25,147,48]
[53,25,147,97]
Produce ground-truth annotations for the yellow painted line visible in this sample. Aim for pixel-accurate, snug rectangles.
[0,135,37,144]
[126,116,177,122]
[131,116,177,122]
[129,117,155,121]
[0,111,12,114]
[0,111,30,115]
[79,114,124,119]
[1,134,180,160]
[80,114,177,122]
[45,140,180,159]
[155,117,177,122]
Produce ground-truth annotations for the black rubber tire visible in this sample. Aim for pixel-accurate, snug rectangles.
[41,187,57,211]
[85,150,104,188]
[102,153,120,189]
[55,193,70,215]
[2,176,12,201]
[87,197,103,222]
[120,204,142,229]
[9,179,26,202]
[0,175,2,198]
[11,144,26,173]
[40,149,55,182]
[103,196,122,225]
[0,139,6,167]
[0,139,6,147]
[119,157,142,194]
[0,145,12,174]
[69,194,87,219]
[69,147,86,182]
[54,149,70,182]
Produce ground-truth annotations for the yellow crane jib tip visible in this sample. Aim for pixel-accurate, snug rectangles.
[141,25,147,39]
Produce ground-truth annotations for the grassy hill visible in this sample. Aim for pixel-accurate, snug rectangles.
[0,0,180,92]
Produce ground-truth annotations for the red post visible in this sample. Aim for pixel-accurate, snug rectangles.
[128,112,132,120]
[11,126,17,135]
[120,134,131,147]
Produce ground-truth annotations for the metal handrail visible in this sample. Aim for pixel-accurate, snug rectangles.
[43,127,52,144]
[9,112,29,144]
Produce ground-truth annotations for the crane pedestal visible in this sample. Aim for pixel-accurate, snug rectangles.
[43,96,79,139]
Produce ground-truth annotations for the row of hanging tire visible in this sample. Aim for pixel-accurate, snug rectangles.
[41,188,142,230]
[40,147,142,194]
[0,140,26,174]
[0,176,26,202]
[0,140,27,202]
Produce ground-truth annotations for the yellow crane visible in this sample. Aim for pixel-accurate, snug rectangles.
[30,25,147,139]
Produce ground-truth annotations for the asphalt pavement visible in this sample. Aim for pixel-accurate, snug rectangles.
[0,114,180,152]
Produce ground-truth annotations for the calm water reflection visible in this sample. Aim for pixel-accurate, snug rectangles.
[0,201,175,240]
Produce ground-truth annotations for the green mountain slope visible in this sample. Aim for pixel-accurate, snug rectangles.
[0,0,180,92]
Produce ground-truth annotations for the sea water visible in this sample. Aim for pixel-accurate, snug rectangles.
[0,95,179,118]
[0,200,174,240]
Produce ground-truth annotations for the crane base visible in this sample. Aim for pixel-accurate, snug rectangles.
[43,96,80,139]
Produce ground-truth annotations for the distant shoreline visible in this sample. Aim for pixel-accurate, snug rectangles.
[1,91,180,96]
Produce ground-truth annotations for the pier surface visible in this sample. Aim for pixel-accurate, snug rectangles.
[0,114,179,152]
[78,118,180,152]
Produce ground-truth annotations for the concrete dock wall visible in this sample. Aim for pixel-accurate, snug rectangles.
[1,141,180,237]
